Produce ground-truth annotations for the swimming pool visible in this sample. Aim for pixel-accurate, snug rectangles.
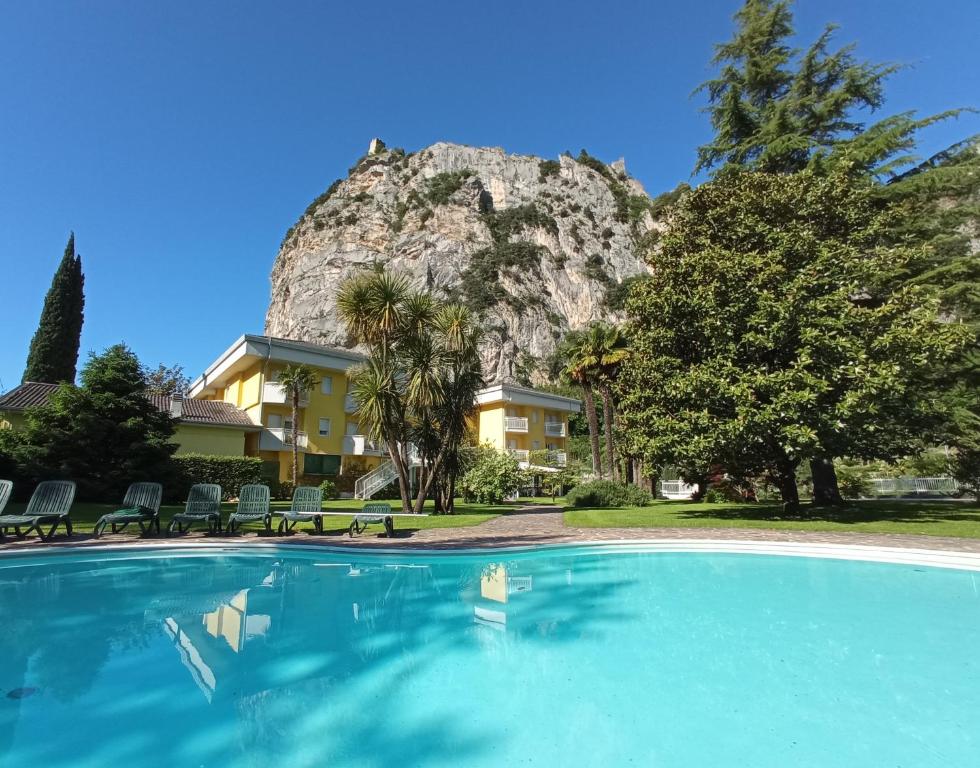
[1,543,978,767]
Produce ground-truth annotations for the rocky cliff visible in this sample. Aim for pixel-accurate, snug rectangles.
[265,140,662,384]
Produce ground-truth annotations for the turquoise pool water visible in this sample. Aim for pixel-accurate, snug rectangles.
[1,545,978,767]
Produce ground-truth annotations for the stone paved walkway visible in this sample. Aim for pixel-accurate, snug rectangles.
[3,503,980,554]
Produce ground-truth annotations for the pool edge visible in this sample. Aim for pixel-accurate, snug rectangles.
[2,538,979,571]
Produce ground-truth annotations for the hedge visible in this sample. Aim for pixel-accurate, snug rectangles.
[170,454,264,501]
[565,480,652,508]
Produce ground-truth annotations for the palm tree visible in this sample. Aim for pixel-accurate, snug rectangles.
[276,363,319,485]
[586,323,628,481]
[562,331,602,478]
[338,270,484,513]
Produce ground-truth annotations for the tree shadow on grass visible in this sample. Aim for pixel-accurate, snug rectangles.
[673,500,980,526]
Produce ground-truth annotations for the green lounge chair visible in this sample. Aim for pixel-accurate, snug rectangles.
[93,482,164,538]
[276,486,325,534]
[168,483,222,534]
[0,480,11,516]
[226,484,272,534]
[0,480,76,541]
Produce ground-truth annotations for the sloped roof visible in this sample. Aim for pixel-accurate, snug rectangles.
[0,382,60,410]
[0,382,256,429]
[147,395,257,428]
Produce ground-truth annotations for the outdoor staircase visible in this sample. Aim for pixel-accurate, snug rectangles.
[355,461,398,500]
[353,445,423,500]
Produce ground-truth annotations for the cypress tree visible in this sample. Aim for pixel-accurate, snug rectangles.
[23,233,85,383]
[693,0,979,504]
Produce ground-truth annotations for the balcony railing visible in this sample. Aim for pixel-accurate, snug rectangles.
[544,422,566,437]
[343,434,387,457]
[263,381,309,407]
[507,449,530,463]
[547,450,567,467]
[259,428,309,452]
[505,417,528,433]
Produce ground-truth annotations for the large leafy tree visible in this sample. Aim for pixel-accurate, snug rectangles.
[13,344,177,501]
[23,233,85,384]
[617,169,968,509]
[276,363,319,486]
[338,270,484,513]
[694,0,980,501]
[144,363,191,395]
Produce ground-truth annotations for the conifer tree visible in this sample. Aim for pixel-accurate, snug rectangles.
[23,233,85,383]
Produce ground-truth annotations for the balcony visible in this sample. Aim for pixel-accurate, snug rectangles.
[263,381,308,407]
[505,417,528,433]
[544,422,566,437]
[547,450,567,467]
[507,449,530,464]
[259,428,308,452]
[343,434,387,457]
[344,394,358,413]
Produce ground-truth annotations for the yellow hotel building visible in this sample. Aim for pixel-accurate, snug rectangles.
[188,335,581,494]
[1,334,580,497]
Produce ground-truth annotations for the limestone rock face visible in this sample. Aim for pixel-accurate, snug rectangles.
[265,141,657,384]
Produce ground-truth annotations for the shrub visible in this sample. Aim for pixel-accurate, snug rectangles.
[538,159,560,182]
[424,170,474,205]
[459,445,524,504]
[171,454,263,502]
[566,480,652,508]
[318,479,338,499]
[274,480,295,502]
[836,465,872,499]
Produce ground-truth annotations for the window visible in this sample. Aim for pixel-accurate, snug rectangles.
[284,418,293,431]
[318,418,331,437]
[345,421,360,435]
[267,414,282,429]
[532,410,539,423]
[532,440,541,450]
[321,376,333,395]
[303,453,341,476]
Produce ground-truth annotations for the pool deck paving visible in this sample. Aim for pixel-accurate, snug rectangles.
[3,503,980,554]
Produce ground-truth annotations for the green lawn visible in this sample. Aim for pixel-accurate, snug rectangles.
[1,498,511,537]
[564,499,980,538]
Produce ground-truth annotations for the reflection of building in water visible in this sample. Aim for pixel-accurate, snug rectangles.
[475,564,532,631]
[163,581,274,702]
[203,589,271,652]
[162,560,439,702]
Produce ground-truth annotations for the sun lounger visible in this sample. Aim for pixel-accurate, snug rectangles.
[168,483,222,534]
[0,480,76,541]
[276,486,324,534]
[226,484,272,534]
[0,480,11,517]
[309,502,427,537]
[93,482,163,537]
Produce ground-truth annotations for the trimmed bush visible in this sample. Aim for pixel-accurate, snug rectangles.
[171,454,263,501]
[318,479,338,499]
[566,480,652,508]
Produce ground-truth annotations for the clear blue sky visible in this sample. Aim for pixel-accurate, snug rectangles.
[1,0,977,391]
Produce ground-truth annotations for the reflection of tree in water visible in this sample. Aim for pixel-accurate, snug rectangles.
[0,555,282,706]
[2,551,633,766]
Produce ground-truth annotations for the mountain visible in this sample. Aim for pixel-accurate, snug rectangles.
[265,140,663,384]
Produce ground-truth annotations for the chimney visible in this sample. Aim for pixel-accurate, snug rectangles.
[169,393,184,419]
